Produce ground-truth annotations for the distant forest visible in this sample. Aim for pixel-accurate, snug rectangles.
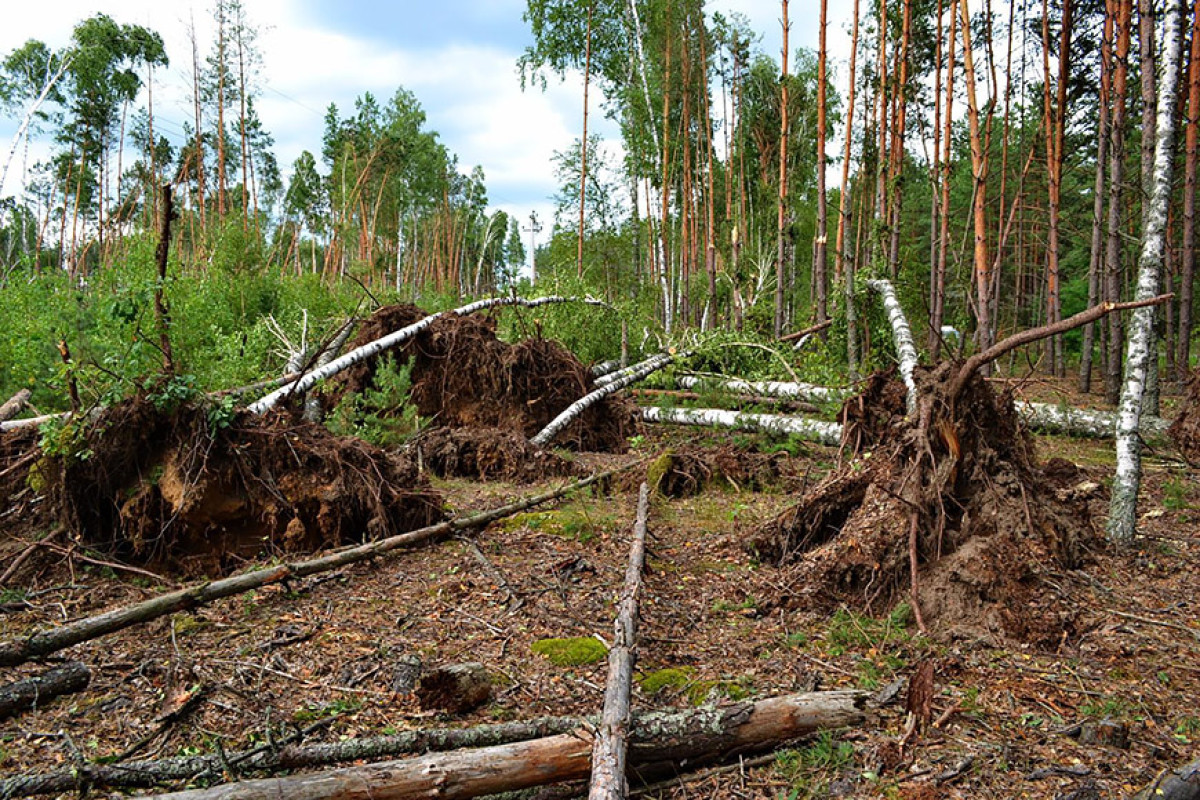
[1,0,1198,409]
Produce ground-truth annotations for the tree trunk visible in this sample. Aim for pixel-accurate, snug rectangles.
[642,406,842,446]
[836,0,863,375]
[588,482,650,800]
[1108,0,1187,546]
[1178,0,1200,377]
[1081,4,1114,393]
[154,184,175,377]
[775,0,791,339]
[932,0,958,359]
[814,0,830,329]
[0,662,90,721]
[959,0,994,361]
[576,1,594,280]
[150,691,868,800]
[867,279,919,413]
[1104,0,1134,405]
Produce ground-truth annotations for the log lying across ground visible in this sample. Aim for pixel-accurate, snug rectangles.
[0,661,90,721]
[589,483,650,800]
[0,466,624,669]
[150,690,868,800]
[641,406,843,446]
[249,295,608,414]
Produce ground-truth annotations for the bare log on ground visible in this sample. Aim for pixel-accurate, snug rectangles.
[0,389,32,422]
[532,353,677,447]
[0,715,589,797]
[867,279,919,413]
[0,412,61,432]
[249,296,607,414]
[676,375,850,404]
[148,690,868,800]
[0,466,622,668]
[0,662,90,721]
[1130,757,1200,800]
[589,482,650,800]
[642,406,842,446]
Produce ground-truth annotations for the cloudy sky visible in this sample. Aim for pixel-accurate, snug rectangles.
[0,0,853,259]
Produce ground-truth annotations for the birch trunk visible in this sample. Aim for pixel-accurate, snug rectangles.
[867,279,919,414]
[1108,0,1187,546]
[588,483,650,800]
[642,406,843,446]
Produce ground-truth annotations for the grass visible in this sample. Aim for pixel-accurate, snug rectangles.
[773,731,857,799]
[531,637,608,667]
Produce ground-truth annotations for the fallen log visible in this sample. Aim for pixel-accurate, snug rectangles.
[1130,757,1200,800]
[866,279,919,413]
[248,295,608,414]
[0,465,624,668]
[641,406,842,447]
[592,352,675,389]
[630,388,819,415]
[676,375,850,405]
[532,353,677,447]
[0,388,32,422]
[0,715,588,797]
[589,482,650,800]
[0,661,90,721]
[591,359,622,378]
[148,690,868,800]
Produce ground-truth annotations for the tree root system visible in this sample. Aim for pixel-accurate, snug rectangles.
[752,364,1097,645]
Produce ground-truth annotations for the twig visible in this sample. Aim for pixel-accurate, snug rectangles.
[1109,609,1200,641]
[43,542,176,587]
[0,528,62,586]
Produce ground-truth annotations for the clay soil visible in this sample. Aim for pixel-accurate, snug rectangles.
[1,381,1199,799]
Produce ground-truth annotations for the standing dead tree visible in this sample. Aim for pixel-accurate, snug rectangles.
[588,482,650,799]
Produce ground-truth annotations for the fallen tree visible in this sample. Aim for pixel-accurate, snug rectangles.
[641,406,842,446]
[866,279,919,412]
[589,482,650,800]
[148,690,868,800]
[0,465,625,669]
[0,389,32,423]
[0,662,90,721]
[592,352,676,389]
[249,296,608,414]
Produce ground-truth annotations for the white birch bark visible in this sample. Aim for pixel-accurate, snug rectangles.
[641,406,843,446]
[0,55,72,199]
[248,296,603,415]
[531,353,677,447]
[1108,0,1188,545]
[676,376,851,404]
[591,359,622,378]
[588,483,650,800]
[866,279,919,413]
[593,352,676,388]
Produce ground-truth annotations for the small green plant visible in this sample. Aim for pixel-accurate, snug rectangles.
[1163,475,1191,511]
[325,356,422,447]
[1174,716,1200,743]
[292,697,362,722]
[638,667,696,695]
[774,731,856,798]
[531,637,607,666]
[1080,695,1134,720]
[148,373,200,413]
[711,595,759,616]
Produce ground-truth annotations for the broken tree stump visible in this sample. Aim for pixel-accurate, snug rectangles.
[0,661,90,721]
[148,690,868,800]
[416,663,492,714]
[589,482,650,800]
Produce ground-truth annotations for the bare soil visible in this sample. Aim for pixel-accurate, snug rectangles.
[0,377,1197,799]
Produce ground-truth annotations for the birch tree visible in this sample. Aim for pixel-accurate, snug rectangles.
[1108,0,1187,546]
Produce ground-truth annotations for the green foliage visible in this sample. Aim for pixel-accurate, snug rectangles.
[774,732,856,799]
[325,356,421,447]
[530,636,607,667]
[292,697,362,722]
[499,506,609,544]
[825,604,913,653]
[637,667,696,695]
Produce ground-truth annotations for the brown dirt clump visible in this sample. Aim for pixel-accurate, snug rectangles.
[326,304,636,452]
[41,396,444,574]
[1168,369,1200,463]
[752,364,1094,645]
[414,426,585,482]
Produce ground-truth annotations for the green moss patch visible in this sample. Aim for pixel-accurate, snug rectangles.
[637,666,696,695]
[531,636,608,666]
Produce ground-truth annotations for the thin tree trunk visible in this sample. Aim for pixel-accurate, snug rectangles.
[216,0,228,217]
[191,13,206,234]
[1042,0,1074,377]
[959,0,994,362]
[814,0,830,329]
[775,0,791,339]
[1104,0,1133,405]
[642,406,843,445]
[1081,4,1115,392]
[1109,0,1186,545]
[1178,0,1200,377]
[1140,0,1161,413]
[932,0,957,359]
[836,0,862,374]
[577,1,593,280]
[588,483,650,800]
[886,0,913,282]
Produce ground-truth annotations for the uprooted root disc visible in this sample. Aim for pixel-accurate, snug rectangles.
[44,396,445,573]
[414,426,584,482]
[1169,369,1200,463]
[325,304,637,452]
[644,445,788,498]
[751,364,1096,645]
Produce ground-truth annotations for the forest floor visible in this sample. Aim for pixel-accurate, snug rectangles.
[1,378,1199,799]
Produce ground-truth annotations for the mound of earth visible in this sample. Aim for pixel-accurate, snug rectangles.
[414,426,584,482]
[646,445,788,498]
[326,304,636,452]
[40,397,444,574]
[751,363,1096,645]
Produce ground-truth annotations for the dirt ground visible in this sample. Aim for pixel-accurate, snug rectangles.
[1,404,1198,798]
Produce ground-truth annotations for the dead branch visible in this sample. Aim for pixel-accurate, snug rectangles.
[1130,757,1200,800]
[154,184,175,377]
[589,482,650,800]
[0,465,627,668]
[951,294,1174,402]
[779,318,834,343]
[0,388,32,422]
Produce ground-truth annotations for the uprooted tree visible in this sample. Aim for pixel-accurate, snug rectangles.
[752,290,1172,643]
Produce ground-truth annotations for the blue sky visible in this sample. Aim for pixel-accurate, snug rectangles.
[0,0,851,264]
